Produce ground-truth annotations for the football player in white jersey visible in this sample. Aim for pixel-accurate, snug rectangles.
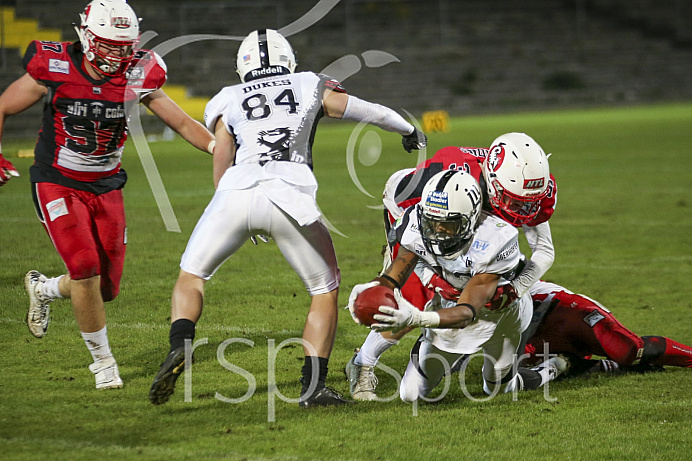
[149,29,427,407]
[347,170,563,402]
[346,133,557,400]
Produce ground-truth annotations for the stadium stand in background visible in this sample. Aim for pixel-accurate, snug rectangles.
[2,0,692,139]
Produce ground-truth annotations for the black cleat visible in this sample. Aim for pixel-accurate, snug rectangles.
[623,362,666,374]
[149,347,186,405]
[299,386,352,408]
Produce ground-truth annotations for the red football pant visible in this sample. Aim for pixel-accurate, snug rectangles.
[33,182,126,301]
[526,291,644,365]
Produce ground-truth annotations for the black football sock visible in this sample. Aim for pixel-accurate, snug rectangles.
[301,356,329,396]
[169,318,196,353]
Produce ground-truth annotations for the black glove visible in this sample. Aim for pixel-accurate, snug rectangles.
[402,128,427,153]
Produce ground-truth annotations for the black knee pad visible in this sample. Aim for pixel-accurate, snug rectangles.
[641,336,666,363]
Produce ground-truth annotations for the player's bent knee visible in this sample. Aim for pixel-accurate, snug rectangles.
[399,369,425,403]
[399,382,419,403]
[66,254,100,280]
[101,284,119,302]
[641,336,667,363]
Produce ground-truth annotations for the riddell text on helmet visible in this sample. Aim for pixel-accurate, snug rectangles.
[250,66,286,78]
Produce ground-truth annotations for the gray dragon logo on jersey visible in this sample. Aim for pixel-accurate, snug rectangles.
[257,127,292,161]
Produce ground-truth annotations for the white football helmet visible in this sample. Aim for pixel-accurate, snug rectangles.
[75,0,140,76]
[483,132,550,226]
[417,170,482,259]
[236,29,297,83]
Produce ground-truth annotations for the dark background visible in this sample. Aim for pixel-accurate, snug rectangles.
[2,0,691,138]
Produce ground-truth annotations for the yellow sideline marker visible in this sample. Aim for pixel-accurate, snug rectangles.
[422,110,450,133]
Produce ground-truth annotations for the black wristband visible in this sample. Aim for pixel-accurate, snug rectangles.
[378,274,401,289]
[455,303,477,322]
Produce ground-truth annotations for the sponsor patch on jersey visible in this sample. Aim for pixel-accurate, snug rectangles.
[424,191,449,210]
[413,243,427,256]
[496,241,518,261]
[46,198,68,221]
[471,240,490,254]
[48,59,69,74]
[126,66,144,81]
[583,310,605,327]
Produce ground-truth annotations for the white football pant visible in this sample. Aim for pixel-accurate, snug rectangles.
[180,186,340,295]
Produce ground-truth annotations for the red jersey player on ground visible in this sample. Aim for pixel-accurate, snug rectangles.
[346,133,557,400]
[523,280,692,376]
[0,0,214,390]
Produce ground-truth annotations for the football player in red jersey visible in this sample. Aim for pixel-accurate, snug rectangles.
[0,0,214,389]
[523,280,692,376]
[346,133,558,400]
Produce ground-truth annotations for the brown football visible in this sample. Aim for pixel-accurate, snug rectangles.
[354,285,398,326]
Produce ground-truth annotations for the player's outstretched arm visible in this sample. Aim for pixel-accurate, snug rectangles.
[322,91,426,152]
[376,272,499,330]
[142,89,215,155]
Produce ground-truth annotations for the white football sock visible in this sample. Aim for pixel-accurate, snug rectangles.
[356,330,398,366]
[81,326,114,363]
[43,275,65,299]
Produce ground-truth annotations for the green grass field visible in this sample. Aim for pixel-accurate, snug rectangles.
[1,103,691,460]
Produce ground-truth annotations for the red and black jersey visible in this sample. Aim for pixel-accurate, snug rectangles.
[23,40,166,193]
[392,146,487,212]
[392,146,557,227]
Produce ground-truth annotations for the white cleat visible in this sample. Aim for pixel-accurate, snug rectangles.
[344,349,378,401]
[89,357,124,390]
[25,270,52,338]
